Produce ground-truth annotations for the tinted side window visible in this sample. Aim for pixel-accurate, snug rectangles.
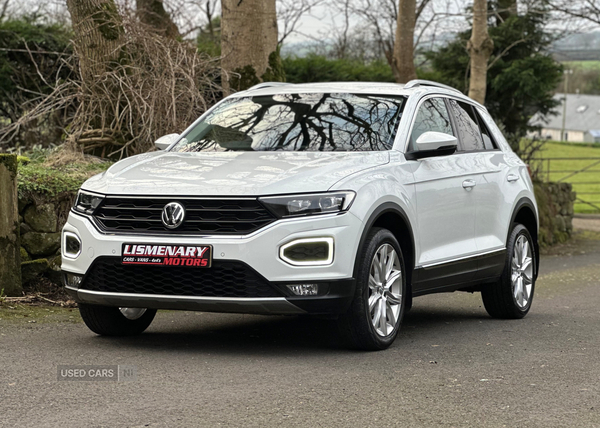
[448,99,484,151]
[409,98,454,152]
[475,110,498,150]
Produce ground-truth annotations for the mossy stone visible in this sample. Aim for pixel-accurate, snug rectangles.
[0,154,17,178]
[21,259,49,283]
[20,247,31,262]
[23,203,58,233]
[21,232,61,257]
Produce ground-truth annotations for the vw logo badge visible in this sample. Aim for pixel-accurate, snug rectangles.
[161,202,185,229]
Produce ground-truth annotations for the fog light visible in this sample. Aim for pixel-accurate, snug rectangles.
[280,237,334,266]
[287,284,319,296]
[64,273,83,288]
[64,232,81,259]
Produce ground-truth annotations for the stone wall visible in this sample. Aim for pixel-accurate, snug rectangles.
[0,154,22,296]
[534,181,576,247]
[18,198,71,286]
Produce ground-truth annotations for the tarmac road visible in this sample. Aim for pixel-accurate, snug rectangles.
[2,231,600,427]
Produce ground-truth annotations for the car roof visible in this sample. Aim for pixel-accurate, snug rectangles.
[233,80,484,110]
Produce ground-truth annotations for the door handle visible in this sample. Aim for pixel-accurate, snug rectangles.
[507,173,520,182]
[462,179,476,190]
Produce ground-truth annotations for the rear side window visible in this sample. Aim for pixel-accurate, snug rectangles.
[477,113,498,150]
[448,99,484,151]
[409,98,454,152]
[448,99,498,151]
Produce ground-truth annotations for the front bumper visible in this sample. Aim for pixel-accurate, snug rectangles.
[62,210,361,315]
[64,274,356,315]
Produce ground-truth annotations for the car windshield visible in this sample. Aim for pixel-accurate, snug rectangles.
[171,93,406,152]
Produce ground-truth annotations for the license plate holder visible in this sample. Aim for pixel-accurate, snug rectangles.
[121,244,212,268]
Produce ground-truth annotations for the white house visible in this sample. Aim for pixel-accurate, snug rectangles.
[530,93,600,143]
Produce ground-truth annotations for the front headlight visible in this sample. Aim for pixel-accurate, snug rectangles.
[259,191,356,218]
[73,190,104,215]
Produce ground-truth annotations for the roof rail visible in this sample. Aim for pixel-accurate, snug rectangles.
[404,79,462,94]
[247,82,292,91]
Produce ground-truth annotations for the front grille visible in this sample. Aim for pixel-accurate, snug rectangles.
[92,197,276,235]
[81,257,283,298]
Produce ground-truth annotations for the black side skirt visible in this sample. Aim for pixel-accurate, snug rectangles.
[412,249,506,296]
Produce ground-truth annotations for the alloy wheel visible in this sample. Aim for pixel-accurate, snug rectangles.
[368,244,403,336]
[119,307,147,320]
[511,235,533,309]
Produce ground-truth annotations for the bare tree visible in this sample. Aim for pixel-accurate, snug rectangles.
[4,4,222,157]
[328,0,449,78]
[0,0,9,22]
[136,0,181,38]
[277,0,323,45]
[542,0,600,25]
[221,0,283,92]
[393,0,418,82]
[468,0,494,104]
[66,0,125,83]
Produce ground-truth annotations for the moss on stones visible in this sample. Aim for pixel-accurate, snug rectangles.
[21,232,61,257]
[21,259,49,283]
[0,154,18,179]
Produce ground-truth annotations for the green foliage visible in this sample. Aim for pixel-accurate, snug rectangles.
[17,148,111,201]
[261,47,286,83]
[283,54,395,83]
[0,16,73,148]
[196,17,221,57]
[425,8,563,151]
[230,65,260,91]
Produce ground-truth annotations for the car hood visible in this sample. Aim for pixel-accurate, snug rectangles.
[82,151,389,196]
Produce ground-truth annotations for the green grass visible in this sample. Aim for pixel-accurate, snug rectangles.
[563,60,600,71]
[529,141,600,213]
[0,304,80,324]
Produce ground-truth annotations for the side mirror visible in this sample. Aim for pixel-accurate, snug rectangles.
[154,133,180,150]
[406,131,458,160]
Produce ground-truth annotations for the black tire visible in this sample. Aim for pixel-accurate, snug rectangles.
[338,228,407,351]
[482,223,536,319]
[79,304,157,336]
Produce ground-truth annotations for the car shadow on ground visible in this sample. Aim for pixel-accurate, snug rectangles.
[83,305,493,355]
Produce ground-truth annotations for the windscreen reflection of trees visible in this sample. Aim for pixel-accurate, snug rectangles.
[176,93,404,152]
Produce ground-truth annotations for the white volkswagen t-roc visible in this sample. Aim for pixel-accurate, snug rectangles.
[62,80,539,350]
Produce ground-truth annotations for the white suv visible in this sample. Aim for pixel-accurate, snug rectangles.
[62,80,539,350]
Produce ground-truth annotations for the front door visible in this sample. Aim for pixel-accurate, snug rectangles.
[407,97,479,292]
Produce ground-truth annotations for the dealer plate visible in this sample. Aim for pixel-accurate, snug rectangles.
[121,244,212,268]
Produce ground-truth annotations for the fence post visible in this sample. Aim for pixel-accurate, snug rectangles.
[0,154,22,296]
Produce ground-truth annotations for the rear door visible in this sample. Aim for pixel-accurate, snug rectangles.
[446,100,510,279]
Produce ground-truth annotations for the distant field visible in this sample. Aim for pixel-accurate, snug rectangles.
[529,141,600,213]
[563,60,600,71]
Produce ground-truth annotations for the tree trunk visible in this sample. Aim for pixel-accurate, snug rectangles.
[467,0,494,104]
[66,0,125,83]
[0,154,22,297]
[221,0,284,92]
[136,0,180,39]
[392,0,417,83]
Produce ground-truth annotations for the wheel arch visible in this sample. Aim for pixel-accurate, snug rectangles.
[510,197,539,280]
[353,203,416,294]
